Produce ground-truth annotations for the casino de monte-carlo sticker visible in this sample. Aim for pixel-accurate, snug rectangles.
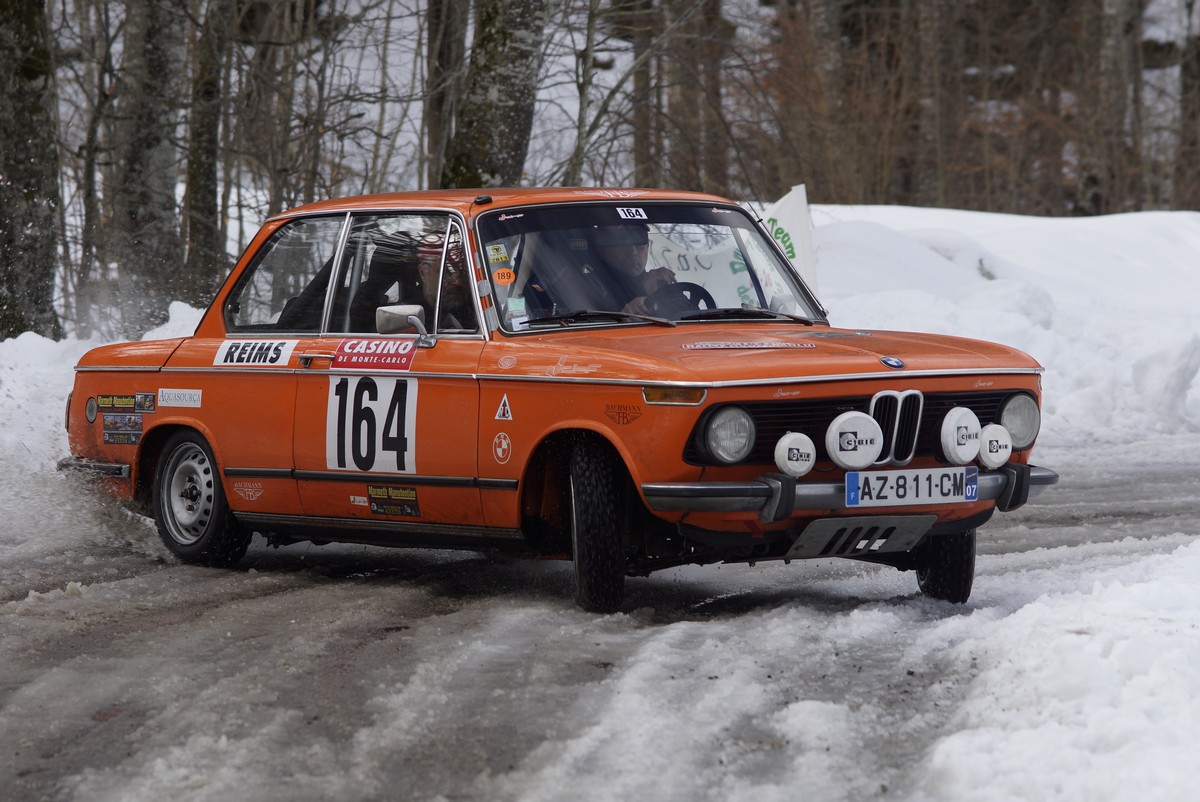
[332,339,415,371]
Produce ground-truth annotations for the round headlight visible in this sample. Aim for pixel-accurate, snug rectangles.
[999,394,1040,449]
[705,406,756,464]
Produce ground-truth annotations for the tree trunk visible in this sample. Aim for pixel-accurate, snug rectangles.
[182,0,236,308]
[110,0,185,336]
[0,0,62,339]
[440,0,549,188]
[425,0,469,189]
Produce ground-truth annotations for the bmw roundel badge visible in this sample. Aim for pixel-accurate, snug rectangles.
[881,356,905,369]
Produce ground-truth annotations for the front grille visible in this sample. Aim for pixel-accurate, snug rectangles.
[685,390,1018,466]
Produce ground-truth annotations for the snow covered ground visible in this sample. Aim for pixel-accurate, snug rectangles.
[2,205,1199,801]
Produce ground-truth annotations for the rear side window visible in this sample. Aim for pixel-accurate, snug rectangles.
[225,216,346,331]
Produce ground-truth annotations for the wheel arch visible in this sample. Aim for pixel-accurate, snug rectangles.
[135,420,224,509]
[518,427,635,554]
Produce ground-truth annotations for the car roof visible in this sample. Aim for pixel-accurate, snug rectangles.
[270,187,736,222]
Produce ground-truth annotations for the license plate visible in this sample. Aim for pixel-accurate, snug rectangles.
[845,466,979,508]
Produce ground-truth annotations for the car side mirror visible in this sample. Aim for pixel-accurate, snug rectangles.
[376,304,436,348]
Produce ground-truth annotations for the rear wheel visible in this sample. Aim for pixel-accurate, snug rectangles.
[152,431,250,567]
[568,442,625,613]
[915,530,976,603]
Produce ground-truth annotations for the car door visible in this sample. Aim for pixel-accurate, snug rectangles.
[164,213,349,517]
[292,212,487,529]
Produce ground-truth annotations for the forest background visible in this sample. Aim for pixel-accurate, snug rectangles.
[2,0,1198,341]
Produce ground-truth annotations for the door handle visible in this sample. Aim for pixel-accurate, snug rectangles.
[298,353,336,368]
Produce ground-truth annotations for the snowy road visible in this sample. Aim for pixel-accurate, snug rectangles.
[4,443,1199,802]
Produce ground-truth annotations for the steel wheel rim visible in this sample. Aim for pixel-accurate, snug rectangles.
[163,443,214,545]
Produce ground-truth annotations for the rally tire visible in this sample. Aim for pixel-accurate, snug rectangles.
[915,529,976,603]
[152,431,251,567]
[568,442,625,613]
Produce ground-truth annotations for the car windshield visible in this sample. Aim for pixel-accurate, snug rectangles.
[476,201,823,331]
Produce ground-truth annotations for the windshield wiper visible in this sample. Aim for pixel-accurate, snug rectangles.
[524,309,676,328]
[680,305,815,325]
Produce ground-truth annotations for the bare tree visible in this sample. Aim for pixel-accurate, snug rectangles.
[0,0,62,339]
[424,0,469,188]
[441,0,550,187]
[108,0,185,336]
[182,0,237,307]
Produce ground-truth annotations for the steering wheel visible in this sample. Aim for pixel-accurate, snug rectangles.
[644,281,716,317]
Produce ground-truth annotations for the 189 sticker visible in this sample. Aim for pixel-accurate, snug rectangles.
[326,376,417,472]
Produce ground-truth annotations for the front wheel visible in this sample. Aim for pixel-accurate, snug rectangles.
[568,443,625,613]
[915,530,976,603]
[152,431,250,567]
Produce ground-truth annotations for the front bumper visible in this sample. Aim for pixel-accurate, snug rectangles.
[643,463,1059,524]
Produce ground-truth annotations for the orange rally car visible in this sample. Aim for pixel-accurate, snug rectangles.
[60,187,1057,611]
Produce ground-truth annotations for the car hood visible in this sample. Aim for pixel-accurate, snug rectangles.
[486,324,1041,383]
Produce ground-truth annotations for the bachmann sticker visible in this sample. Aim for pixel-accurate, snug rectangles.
[233,481,264,501]
[605,404,643,425]
[367,485,420,517]
[332,338,416,371]
[682,341,816,350]
[214,340,298,366]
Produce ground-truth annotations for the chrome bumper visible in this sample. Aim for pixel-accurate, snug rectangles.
[57,457,131,479]
[643,464,1059,524]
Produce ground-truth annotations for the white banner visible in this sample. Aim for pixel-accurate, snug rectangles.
[762,184,819,295]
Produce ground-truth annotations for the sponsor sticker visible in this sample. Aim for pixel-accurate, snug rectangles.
[158,388,203,408]
[332,338,415,371]
[214,340,298,366]
[102,413,142,445]
[367,485,420,517]
[96,393,156,413]
[495,394,513,421]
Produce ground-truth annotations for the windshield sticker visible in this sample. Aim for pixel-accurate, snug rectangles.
[617,207,648,220]
[488,244,510,263]
[157,388,202,408]
[214,340,298,366]
[332,338,415,371]
[682,341,816,350]
[367,485,420,517]
[102,413,142,445]
[495,394,513,420]
[493,267,515,286]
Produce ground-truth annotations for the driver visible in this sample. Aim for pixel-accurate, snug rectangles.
[592,224,676,316]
